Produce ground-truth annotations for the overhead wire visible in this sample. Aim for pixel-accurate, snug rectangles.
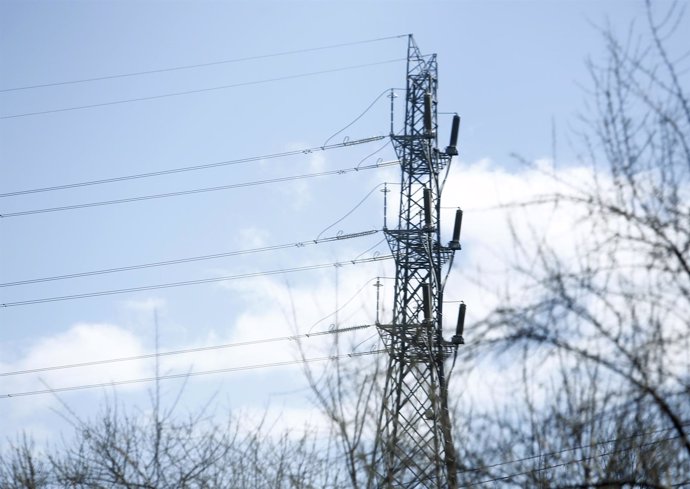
[0,160,399,218]
[0,254,394,307]
[0,323,375,378]
[352,238,387,261]
[457,422,690,478]
[0,58,406,120]
[307,276,394,333]
[0,136,385,198]
[460,434,683,487]
[0,349,386,399]
[0,34,408,93]
[321,88,400,147]
[316,182,396,239]
[0,230,380,288]
[356,140,392,169]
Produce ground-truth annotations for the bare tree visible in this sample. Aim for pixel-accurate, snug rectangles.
[0,435,49,489]
[461,2,690,487]
[299,326,385,489]
[4,4,689,488]
[1,394,347,489]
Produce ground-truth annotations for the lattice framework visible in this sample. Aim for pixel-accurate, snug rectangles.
[375,36,459,489]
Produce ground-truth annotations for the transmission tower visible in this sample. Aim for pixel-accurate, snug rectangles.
[375,35,465,489]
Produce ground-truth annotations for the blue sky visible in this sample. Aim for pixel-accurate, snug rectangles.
[1,0,685,445]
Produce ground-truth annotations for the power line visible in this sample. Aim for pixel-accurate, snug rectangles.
[0,254,393,307]
[0,160,399,218]
[0,35,407,93]
[460,435,683,487]
[308,276,394,333]
[0,324,375,378]
[0,58,405,120]
[0,349,386,399]
[0,230,379,288]
[0,136,385,198]
[316,182,388,239]
[321,88,399,147]
[458,422,690,477]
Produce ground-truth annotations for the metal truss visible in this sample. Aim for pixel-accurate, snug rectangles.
[375,35,460,489]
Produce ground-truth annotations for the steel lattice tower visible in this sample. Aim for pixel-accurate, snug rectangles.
[375,35,463,489]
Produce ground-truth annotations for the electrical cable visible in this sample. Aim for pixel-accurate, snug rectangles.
[0,230,380,288]
[441,254,455,293]
[356,139,392,169]
[0,324,375,378]
[0,349,386,399]
[307,276,393,333]
[316,182,394,239]
[0,254,393,307]
[0,58,406,120]
[0,136,385,198]
[352,238,387,261]
[0,160,399,218]
[446,349,459,383]
[0,35,407,93]
[459,434,683,487]
[457,422,690,477]
[321,88,399,147]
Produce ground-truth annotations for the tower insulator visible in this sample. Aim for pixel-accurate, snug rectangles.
[452,302,466,345]
[449,209,463,249]
[423,188,433,231]
[446,114,460,156]
[424,92,434,136]
[422,282,432,323]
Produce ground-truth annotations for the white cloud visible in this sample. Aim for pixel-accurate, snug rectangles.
[236,226,271,248]
[0,322,152,448]
[307,150,326,172]
[0,156,615,453]
[1,323,150,395]
[122,297,167,313]
[158,265,385,381]
[439,158,596,320]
